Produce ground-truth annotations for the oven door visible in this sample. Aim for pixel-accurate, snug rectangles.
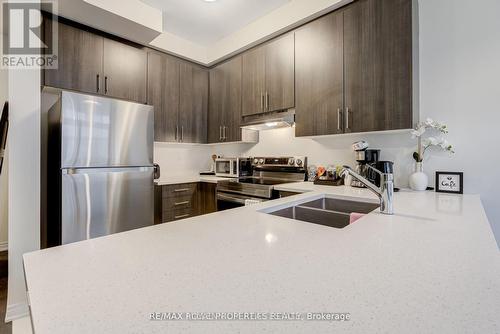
[216,192,266,211]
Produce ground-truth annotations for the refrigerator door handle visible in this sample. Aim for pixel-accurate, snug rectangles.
[153,164,161,180]
[62,166,155,175]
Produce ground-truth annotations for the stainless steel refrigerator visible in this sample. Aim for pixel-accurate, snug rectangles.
[41,88,159,247]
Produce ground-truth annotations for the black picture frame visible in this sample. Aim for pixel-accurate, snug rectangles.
[435,172,463,194]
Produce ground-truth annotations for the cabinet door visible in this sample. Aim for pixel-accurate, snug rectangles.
[197,183,217,215]
[344,0,412,133]
[295,11,344,137]
[179,62,208,144]
[265,33,295,112]
[44,18,103,94]
[208,66,224,143]
[103,38,147,103]
[221,57,243,142]
[242,47,265,116]
[147,52,179,142]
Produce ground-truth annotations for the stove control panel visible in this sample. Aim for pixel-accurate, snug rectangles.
[252,157,307,168]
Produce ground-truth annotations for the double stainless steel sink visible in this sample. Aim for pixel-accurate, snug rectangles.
[267,197,379,229]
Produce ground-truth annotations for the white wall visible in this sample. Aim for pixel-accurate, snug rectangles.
[154,143,212,179]
[417,0,500,242]
[6,67,41,321]
[0,0,9,252]
[210,128,416,187]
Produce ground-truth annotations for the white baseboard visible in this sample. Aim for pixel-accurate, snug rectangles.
[0,241,7,252]
[5,303,29,323]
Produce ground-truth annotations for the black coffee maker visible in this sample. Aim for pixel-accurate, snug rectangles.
[367,161,394,187]
[351,149,380,188]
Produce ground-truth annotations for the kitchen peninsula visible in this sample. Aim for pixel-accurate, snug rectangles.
[23,185,500,334]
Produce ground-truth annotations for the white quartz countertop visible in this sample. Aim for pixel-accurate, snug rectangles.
[24,184,500,334]
[155,175,232,185]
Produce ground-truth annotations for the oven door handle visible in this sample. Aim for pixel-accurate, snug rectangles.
[217,193,261,205]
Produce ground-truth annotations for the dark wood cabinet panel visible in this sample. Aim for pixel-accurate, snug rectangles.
[161,183,198,223]
[295,10,344,137]
[103,38,147,104]
[223,56,243,142]
[265,33,295,112]
[208,66,224,143]
[242,47,266,116]
[44,18,103,95]
[157,182,217,224]
[197,182,217,215]
[343,0,412,133]
[208,57,242,143]
[179,62,208,144]
[147,52,180,142]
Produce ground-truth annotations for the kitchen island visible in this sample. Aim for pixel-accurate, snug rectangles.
[23,185,500,333]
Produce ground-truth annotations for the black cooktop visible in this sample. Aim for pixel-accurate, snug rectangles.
[236,178,288,186]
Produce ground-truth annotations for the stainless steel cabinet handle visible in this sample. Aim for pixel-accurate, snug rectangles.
[96,74,100,93]
[174,188,190,193]
[181,126,184,142]
[337,108,343,131]
[219,126,222,141]
[174,214,190,219]
[345,108,351,131]
[104,76,108,94]
[261,93,264,111]
[174,201,190,206]
[265,92,269,111]
[223,126,227,141]
[175,125,178,141]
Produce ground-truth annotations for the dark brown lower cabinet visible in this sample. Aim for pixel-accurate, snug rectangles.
[155,182,217,224]
[197,183,217,215]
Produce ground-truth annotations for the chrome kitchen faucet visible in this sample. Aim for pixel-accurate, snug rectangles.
[341,165,394,215]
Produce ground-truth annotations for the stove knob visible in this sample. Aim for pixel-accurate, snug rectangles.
[258,159,264,165]
[253,158,259,165]
[288,158,295,165]
[296,159,303,166]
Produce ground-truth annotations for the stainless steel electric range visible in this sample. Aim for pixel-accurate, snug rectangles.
[216,157,307,211]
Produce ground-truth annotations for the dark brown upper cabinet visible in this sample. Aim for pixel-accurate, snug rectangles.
[44,18,104,95]
[103,38,147,104]
[179,62,209,144]
[343,0,412,133]
[147,52,179,142]
[295,0,412,137]
[209,57,243,143]
[242,33,295,116]
[241,47,265,116]
[148,52,208,144]
[295,10,344,137]
[43,16,147,104]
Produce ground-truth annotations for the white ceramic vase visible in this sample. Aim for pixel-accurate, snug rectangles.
[409,162,428,191]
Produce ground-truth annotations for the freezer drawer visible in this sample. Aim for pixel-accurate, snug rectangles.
[61,167,154,244]
[60,91,153,168]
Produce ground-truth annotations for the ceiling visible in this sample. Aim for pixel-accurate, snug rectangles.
[140,0,291,46]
